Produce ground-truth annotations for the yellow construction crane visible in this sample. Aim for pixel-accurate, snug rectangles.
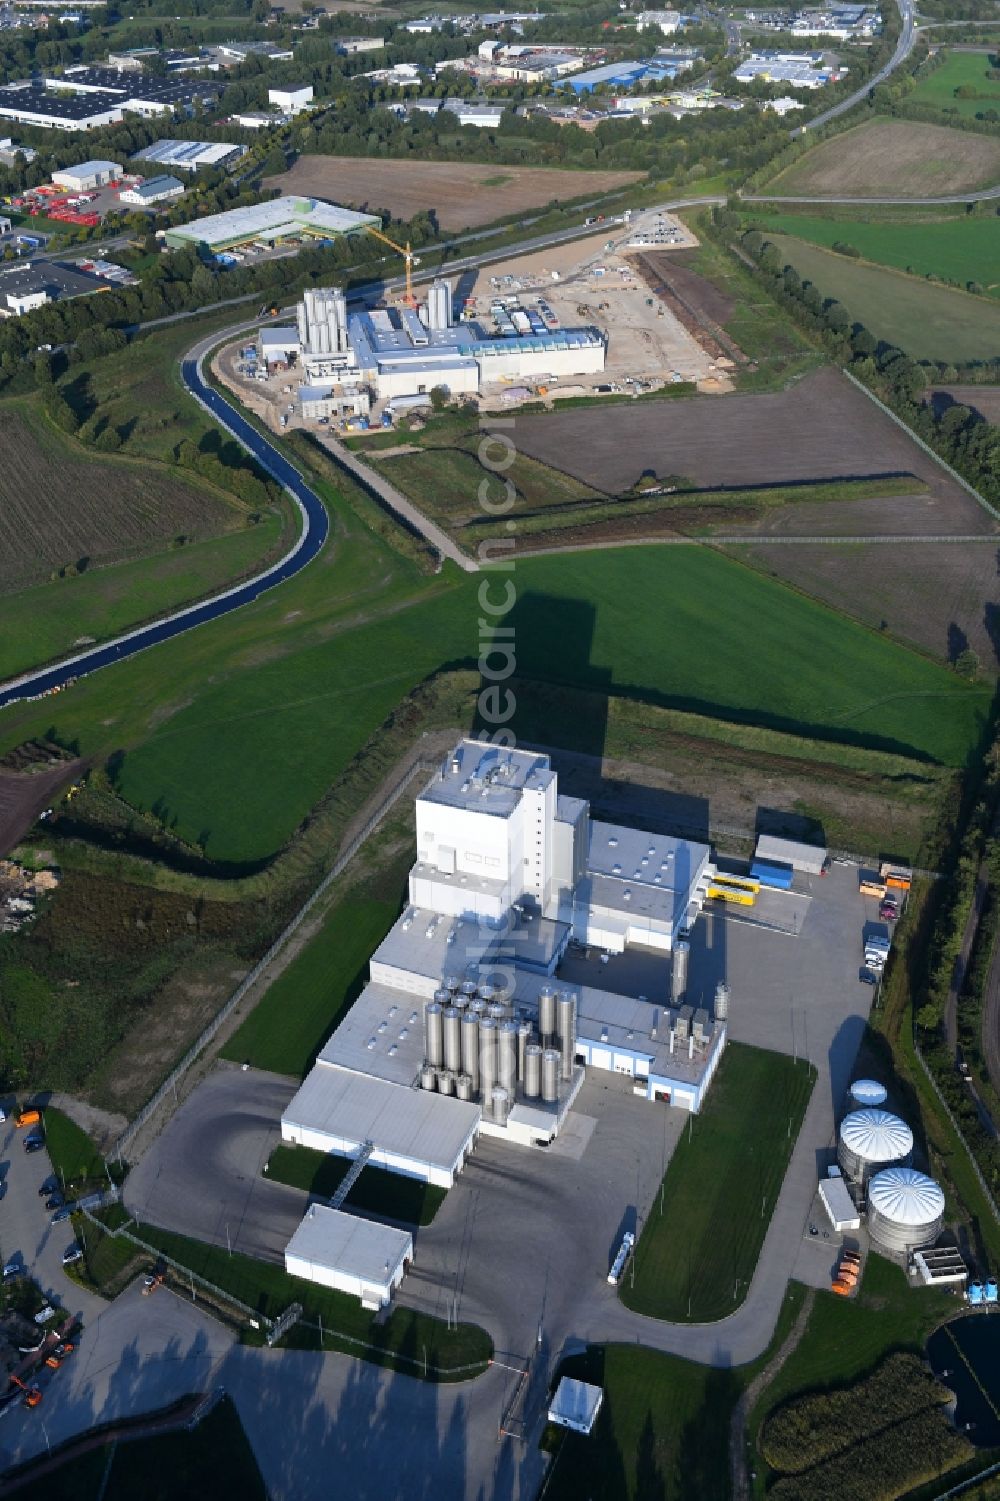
[365,225,419,307]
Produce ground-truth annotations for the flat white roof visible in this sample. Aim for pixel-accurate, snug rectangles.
[755,833,827,870]
[819,1175,861,1228]
[549,1377,603,1432]
[317,980,426,1087]
[284,1064,480,1171]
[54,158,119,176]
[286,1203,412,1281]
[419,740,555,817]
[167,194,377,246]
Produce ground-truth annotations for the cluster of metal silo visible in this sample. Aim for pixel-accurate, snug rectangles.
[420,976,578,1123]
[298,287,349,356]
[426,278,453,332]
[837,1108,914,1186]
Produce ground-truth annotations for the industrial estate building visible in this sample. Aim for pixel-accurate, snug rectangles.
[51,158,121,191]
[281,738,728,1247]
[266,281,606,416]
[0,67,219,131]
[132,139,247,173]
[160,195,378,252]
[119,173,185,205]
[733,50,847,86]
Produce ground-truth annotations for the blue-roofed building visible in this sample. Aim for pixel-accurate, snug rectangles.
[564,57,684,92]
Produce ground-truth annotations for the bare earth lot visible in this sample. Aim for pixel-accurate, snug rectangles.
[765,119,1000,197]
[0,406,240,592]
[0,761,83,858]
[933,385,1000,424]
[265,156,644,231]
[737,539,1000,667]
[507,366,996,537]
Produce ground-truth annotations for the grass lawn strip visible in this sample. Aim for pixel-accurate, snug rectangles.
[909,50,1000,120]
[765,235,1000,364]
[42,1107,119,1197]
[265,1143,446,1226]
[620,1042,815,1322]
[741,210,1000,300]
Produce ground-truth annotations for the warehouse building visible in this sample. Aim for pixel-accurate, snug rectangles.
[119,173,184,205]
[284,1204,412,1308]
[268,83,313,114]
[162,195,378,252]
[51,158,121,190]
[733,50,846,86]
[132,138,246,172]
[281,740,726,1207]
[0,68,218,130]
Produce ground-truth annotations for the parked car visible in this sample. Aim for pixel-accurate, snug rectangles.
[38,1178,57,1198]
[24,1135,44,1154]
[22,1387,41,1409]
[33,1305,55,1325]
[142,1271,165,1296]
[45,1193,64,1211]
[3,1260,20,1280]
[879,900,899,921]
[62,1244,82,1267]
[51,1205,73,1224]
[859,970,878,986]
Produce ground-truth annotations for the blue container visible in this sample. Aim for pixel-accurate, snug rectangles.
[969,1283,984,1305]
[750,859,794,890]
[986,1281,998,1303]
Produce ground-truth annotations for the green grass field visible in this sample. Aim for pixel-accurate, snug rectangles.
[910,50,1000,120]
[42,1107,111,1193]
[767,234,1000,362]
[745,210,1000,298]
[621,1043,815,1321]
[221,896,402,1074]
[265,1144,446,1225]
[0,477,987,868]
[0,518,285,680]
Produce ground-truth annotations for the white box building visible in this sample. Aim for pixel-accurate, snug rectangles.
[52,158,121,190]
[285,1204,412,1308]
[268,83,314,114]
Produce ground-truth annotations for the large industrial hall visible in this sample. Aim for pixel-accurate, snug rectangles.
[282,740,728,1200]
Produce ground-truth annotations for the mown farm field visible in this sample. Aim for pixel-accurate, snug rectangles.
[265,155,644,231]
[763,119,1000,197]
[742,210,1000,297]
[766,237,1000,362]
[909,49,1000,121]
[0,402,249,594]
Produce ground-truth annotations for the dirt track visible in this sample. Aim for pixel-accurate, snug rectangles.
[0,761,83,857]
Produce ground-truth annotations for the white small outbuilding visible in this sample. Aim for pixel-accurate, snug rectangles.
[754,833,827,875]
[285,1203,412,1308]
[818,1175,861,1232]
[548,1378,603,1435]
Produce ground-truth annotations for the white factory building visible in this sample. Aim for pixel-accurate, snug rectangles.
[51,158,121,191]
[282,741,727,1218]
[275,281,606,414]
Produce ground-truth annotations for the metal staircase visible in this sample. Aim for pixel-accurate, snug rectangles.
[329,1139,374,1209]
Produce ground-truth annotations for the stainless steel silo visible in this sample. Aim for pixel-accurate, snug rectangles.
[524,1044,542,1099]
[461,1011,480,1093]
[425,1002,444,1068]
[557,990,577,1082]
[420,1065,437,1091]
[542,1048,560,1103]
[539,985,557,1044]
[456,1073,473,1102]
[437,1069,455,1097]
[491,1085,510,1125]
[478,982,496,1005]
[867,1167,945,1253]
[714,982,730,1021]
[488,1002,506,1022]
[461,980,478,1000]
[498,1020,518,1098]
[671,941,690,1004]
[443,1007,462,1073]
[517,1020,532,1081]
[479,1017,498,1102]
[433,986,452,1007]
[443,974,460,994]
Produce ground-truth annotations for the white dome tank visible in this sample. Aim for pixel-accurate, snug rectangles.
[868,1167,945,1253]
[849,1078,888,1109]
[837,1108,913,1184]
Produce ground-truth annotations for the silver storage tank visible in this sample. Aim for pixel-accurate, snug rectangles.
[542,1048,560,1103]
[456,1073,473,1103]
[425,1002,444,1068]
[838,1109,913,1185]
[460,979,478,1000]
[524,1044,542,1099]
[443,974,460,994]
[868,1166,945,1253]
[557,990,577,1082]
[492,1085,510,1125]
[478,982,496,1005]
[498,1020,518,1097]
[671,940,690,1004]
[850,1078,888,1110]
[469,997,486,1017]
[714,982,730,1021]
[479,1017,498,1102]
[461,1011,481,1093]
[539,985,557,1044]
[517,1020,532,1081]
[433,987,452,1007]
[420,1065,437,1091]
[488,1001,507,1022]
[437,1069,455,1097]
[452,996,468,1015]
[443,1007,462,1073]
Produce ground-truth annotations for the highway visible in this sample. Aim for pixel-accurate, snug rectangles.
[796,0,917,133]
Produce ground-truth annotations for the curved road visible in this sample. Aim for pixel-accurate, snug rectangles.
[0,334,330,712]
[796,0,917,133]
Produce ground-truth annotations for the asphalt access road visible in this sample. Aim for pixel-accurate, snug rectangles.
[124,1067,305,1262]
[0,341,329,713]
[797,0,916,133]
